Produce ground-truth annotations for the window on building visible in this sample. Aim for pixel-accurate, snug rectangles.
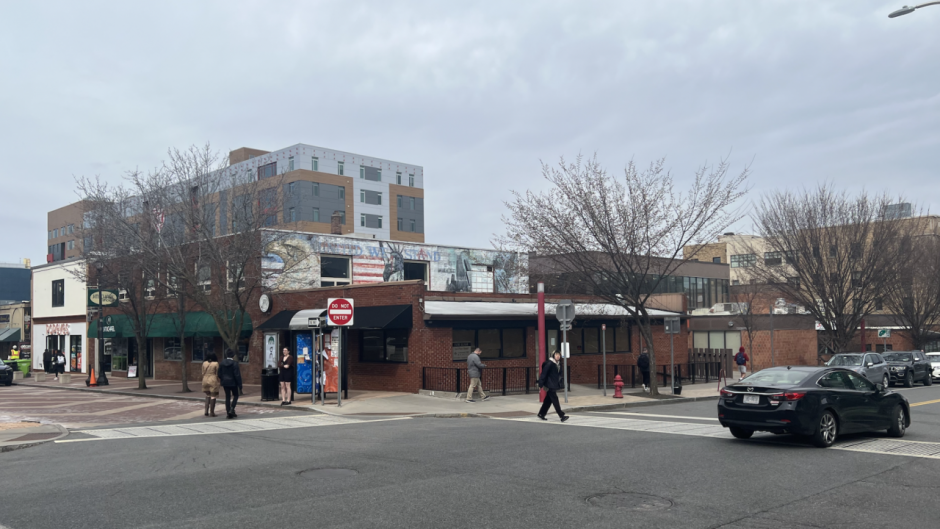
[163,338,182,361]
[409,197,415,210]
[787,276,800,288]
[227,262,245,291]
[68,224,74,234]
[360,166,382,181]
[288,156,294,171]
[227,342,249,364]
[288,182,296,195]
[257,162,277,179]
[337,161,344,176]
[192,337,214,362]
[852,271,862,289]
[377,216,382,228]
[469,265,494,293]
[288,207,296,222]
[377,192,382,205]
[403,261,428,283]
[361,329,409,363]
[338,187,345,199]
[360,190,365,203]
[396,172,402,185]
[712,256,721,263]
[51,279,65,307]
[730,254,756,268]
[167,274,179,298]
[48,231,52,240]
[67,240,74,250]
[320,256,351,287]
[397,218,403,231]
[313,208,320,222]
[409,219,416,232]
[312,157,319,171]
[450,328,525,360]
[144,275,156,299]
[360,214,366,227]
[614,326,631,352]
[408,174,414,187]
[197,263,211,292]
[764,252,783,266]
[53,228,58,238]
[312,182,319,197]
[397,195,402,208]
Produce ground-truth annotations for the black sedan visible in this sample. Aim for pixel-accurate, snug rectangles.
[0,359,13,386]
[718,366,910,448]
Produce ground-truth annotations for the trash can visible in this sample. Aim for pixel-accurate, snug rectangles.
[13,359,30,377]
[261,368,280,401]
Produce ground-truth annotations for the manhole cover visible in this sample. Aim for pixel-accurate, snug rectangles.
[298,468,358,479]
[587,492,673,511]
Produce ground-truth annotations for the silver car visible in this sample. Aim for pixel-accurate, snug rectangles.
[827,353,890,388]
[927,353,940,381]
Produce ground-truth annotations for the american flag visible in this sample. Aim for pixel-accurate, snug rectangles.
[353,255,385,284]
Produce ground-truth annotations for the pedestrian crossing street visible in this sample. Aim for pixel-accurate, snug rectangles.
[58,414,409,442]
[498,411,940,460]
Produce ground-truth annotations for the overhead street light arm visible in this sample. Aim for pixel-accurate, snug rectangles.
[889,2,940,17]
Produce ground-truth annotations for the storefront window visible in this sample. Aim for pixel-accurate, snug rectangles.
[360,330,409,363]
[193,337,214,362]
[450,328,527,361]
[615,326,631,352]
[502,328,524,358]
[163,338,182,361]
[110,339,128,371]
[583,328,599,354]
[477,329,500,358]
[70,336,82,372]
[604,326,615,353]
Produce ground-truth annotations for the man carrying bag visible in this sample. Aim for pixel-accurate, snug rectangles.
[537,350,569,422]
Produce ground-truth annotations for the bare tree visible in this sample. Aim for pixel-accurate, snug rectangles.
[500,155,748,396]
[884,231,940,350]
[750,186,914,356]
[76,177,163,390]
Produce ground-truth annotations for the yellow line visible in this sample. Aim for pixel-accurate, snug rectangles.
[910,398,940,407]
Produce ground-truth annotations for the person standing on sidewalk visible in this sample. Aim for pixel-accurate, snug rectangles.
[735,346,750,381]
[42,349,52,376]
[637,348,651,393]
[465,348,489,403]
[218,350,243,419]
[279,347,294,406]
[537,350,569,422]
[54,350,66,380]
[201,352,221,417]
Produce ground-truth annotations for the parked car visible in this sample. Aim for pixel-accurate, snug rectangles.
[718,366,911,448]
[826,353,889,388]
[882,351,932,387]
[0,359,13,386]
[927,353,940,381]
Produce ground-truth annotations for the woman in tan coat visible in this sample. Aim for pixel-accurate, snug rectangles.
[202,352,221,417]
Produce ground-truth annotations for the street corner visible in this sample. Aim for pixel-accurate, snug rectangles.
[0,420,69,453]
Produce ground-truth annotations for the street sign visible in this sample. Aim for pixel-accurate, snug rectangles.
[561,343,570,358]
[88,289,119,307]
[555,300,576,323]
[327,298,354,326]
[664,316,681,334]
[307,317,321,328]
[878,329,891,338]
[559,323,572,331]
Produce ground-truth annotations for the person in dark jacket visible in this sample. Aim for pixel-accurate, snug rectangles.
[218,350,243,419]
[637,348,651,393]
[465,348,489,403]
[279,347,294,405]
[42,349,52,375]
[54,350,67,379]
[537,350,569,422]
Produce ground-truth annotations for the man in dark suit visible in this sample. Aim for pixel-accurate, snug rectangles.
[537,350,569,422]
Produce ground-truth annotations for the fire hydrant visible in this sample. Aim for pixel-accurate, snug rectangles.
[613,375,624,398]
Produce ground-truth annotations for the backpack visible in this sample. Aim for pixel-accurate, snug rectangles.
[735,352,747,365]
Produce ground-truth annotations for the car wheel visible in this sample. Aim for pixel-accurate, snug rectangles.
[3,380,10,386]
[729,427,753,439]
[904,371,914,388]
[887,405,907,438]
[925,374,933,386]
[812,410,838,448]
[882,374,889,388]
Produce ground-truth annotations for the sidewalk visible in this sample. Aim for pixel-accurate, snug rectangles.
[0,421,68,452]
[13,374,723,418]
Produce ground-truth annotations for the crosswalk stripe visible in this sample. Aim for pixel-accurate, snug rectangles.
[56,415,410,442]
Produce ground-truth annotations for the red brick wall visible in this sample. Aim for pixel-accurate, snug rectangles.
[741,329,819,371]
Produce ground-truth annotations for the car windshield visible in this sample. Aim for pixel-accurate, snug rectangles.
[735,369,812,386]
[828,355,863,366]
[883,353,913,363]
[928,354,940,362]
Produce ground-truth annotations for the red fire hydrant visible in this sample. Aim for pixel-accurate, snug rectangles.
[613,375,624,398]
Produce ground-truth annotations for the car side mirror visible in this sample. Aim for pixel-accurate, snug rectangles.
[866,362,873,367]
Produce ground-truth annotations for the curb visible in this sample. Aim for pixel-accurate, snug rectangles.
[562,395,720,414]
[0,424,69,453]
[12,383,323,414]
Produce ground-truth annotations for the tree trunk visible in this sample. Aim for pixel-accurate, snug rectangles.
[136,335,147,390]
[178,295,190,393]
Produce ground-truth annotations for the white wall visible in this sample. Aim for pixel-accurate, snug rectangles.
[32,260,87,318]
[32,322,87,373]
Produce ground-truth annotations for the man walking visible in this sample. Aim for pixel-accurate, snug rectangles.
[218,350,243,419]
[537,350,569,422]
[637,348,651,392]
[735,346,750,381]
[465,348,489,403]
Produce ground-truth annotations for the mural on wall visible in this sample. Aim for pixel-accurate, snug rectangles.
[262,232,527,293]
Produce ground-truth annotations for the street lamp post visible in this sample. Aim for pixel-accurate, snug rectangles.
[889,2,940,17]
[95,262,108,386]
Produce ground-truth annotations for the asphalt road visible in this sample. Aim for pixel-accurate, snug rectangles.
[4,384,940,529]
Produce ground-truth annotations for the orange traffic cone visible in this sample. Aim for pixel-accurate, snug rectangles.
[89,368,98,387]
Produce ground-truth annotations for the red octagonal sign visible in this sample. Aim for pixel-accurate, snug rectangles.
[327,298,354,326]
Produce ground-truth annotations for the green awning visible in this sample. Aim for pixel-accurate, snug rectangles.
[0,328,20,342]
[88,312,252,339]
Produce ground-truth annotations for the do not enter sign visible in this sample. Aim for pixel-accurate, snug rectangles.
[327,298,354,326]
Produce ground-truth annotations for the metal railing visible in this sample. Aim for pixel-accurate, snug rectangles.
[423,365,572,396]
[597,361,724,388]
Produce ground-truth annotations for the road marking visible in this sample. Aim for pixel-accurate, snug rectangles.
[499,415,940,459]
[910,398,940,407]
[57,415,410,442]
[603,412,720,421]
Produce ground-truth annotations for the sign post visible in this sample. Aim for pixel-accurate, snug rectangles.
[602,324,607,397]
[555,300,576,403]
[878,329,890,353]
[327,299,354,407]
[664,316,681,394]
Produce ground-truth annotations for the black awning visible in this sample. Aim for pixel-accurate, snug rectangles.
[255,310,299,330]
[352,305,413,330]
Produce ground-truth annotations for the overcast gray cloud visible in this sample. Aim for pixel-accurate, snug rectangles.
[1,0,937,264]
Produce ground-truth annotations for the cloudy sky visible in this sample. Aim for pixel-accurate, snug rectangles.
[1,1,937,265]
